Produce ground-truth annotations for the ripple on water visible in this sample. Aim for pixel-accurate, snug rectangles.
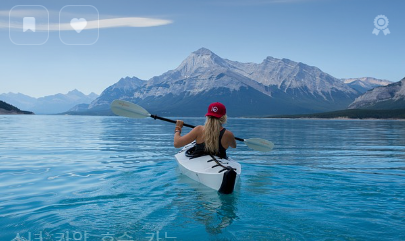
[0,116,404,240]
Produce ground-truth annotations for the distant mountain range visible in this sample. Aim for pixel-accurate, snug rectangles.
[266,77,405,119]
[67,48,391,117]
[348,77,405,109]
[342,77,391,94]
[0,90,98,114]
[3,48,397,116]
[0,100,33,115]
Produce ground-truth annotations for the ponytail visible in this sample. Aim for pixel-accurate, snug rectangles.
[203,115,227,154]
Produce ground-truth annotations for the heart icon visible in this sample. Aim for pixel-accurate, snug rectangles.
[70,18,87,33]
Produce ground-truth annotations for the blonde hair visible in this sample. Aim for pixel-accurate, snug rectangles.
[203,115,227,154]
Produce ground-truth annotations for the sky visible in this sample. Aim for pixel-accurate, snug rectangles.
[0,0,404,98]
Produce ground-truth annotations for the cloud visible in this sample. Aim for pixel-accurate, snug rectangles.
[1,9,173,31]
[61,17,172,30]
[3,17,172,31]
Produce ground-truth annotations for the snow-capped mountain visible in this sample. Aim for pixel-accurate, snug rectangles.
[80,48,362,116]
[135,48,357,100]
[348,77,405,109]
[342,77,391,93]
[228,56,358,97]
[0,90,99,114]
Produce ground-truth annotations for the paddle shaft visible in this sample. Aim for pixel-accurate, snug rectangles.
[150,114,244,142]
[150,115,195,128]
[111,100,273,151]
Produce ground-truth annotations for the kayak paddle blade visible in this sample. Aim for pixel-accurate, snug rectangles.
[244,138,274,152]
[110,100,151,119]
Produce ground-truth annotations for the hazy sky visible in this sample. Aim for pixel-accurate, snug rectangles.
[0,0,404,97]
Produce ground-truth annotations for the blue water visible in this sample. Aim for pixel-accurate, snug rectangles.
[0,116,404,241]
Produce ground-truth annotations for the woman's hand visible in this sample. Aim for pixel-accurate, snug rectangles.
[176,120,184,128]
[175,120,184,133]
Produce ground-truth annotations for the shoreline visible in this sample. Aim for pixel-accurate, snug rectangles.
[264,117,405,121]
[0,111,34,115]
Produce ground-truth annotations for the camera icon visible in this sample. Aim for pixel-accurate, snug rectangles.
[59,5,99,45]
[9,5,49,45]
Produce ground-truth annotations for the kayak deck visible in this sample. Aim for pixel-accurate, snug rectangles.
[175,142,241,192]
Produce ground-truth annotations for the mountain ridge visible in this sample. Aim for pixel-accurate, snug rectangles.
[0,90,99,114]
[67,48,390,117]
[342,77,391,94]
[348,77,405,109]
[0,100,34,115]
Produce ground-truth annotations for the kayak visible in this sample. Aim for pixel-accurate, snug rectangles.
[175,142,242,194]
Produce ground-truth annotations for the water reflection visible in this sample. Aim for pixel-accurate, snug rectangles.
[176,174,239,235]
[196,193,238,234]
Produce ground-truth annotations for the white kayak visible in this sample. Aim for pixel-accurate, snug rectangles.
[175,142,242,194]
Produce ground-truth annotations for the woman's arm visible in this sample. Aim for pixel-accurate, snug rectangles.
[173,121,202,148]
[226,130,237,149]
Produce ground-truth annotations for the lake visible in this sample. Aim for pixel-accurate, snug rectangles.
[0,115,404,241]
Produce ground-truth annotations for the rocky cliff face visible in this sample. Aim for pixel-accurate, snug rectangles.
[348,77,405,109]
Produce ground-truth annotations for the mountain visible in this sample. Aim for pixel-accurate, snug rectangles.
[89,77,146,112]
[76,48,361,116]
[342,77,391,93]
[63,77,146,115]
[348,77,405,109]
[67,103,91,113]
[0,90,99,114]
[0,100,33,115]
[268,109,405,119]
[34,89,99,114]
[0,93,37,110]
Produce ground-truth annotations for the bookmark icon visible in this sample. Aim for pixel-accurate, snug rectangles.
[23,17,36,32]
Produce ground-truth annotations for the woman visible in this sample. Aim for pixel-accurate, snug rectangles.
[173,102,236,159]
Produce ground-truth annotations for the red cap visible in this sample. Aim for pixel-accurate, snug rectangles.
[205,102,226,118]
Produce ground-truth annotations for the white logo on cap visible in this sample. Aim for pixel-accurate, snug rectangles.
[211,107,218,112]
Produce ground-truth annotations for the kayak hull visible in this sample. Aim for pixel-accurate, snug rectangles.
[175,142,241,193]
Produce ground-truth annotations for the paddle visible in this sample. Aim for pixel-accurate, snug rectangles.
[110,99,274,152]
